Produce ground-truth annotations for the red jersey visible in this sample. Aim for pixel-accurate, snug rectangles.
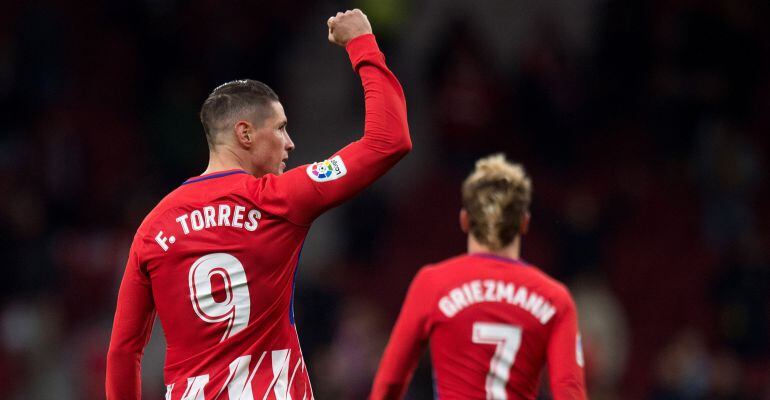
[106,34,411,400]
[371,253,586,400]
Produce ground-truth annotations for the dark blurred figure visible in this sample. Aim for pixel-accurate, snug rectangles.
[427,18,507,167]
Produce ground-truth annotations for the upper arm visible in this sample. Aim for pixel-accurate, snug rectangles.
[546,292,587,400]
[253,140,407,225]
[248,34,411,226]
[106,239,156,399]
[371,269,433,399]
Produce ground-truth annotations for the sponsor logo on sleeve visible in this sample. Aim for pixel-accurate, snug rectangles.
[306,155,347,182]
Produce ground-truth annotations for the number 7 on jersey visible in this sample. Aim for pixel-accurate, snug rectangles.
[472,322,523,400]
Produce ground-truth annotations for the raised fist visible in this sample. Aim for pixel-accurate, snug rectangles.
[327,9,372,46]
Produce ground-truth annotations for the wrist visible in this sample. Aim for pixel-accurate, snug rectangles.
[346,33,380,70]
[345,33,376,52]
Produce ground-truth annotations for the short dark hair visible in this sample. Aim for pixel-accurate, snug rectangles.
[199,79,279,148]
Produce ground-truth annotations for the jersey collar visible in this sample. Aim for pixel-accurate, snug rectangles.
[182,169,248,185]
[469,252,530,267]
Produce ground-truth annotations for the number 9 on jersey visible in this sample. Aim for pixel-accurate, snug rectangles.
[188,253,251,342]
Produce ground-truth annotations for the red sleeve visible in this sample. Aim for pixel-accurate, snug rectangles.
[106,239,156,400]
[370,269,432,400]
[547,291,587,400]
[252,33,411,225]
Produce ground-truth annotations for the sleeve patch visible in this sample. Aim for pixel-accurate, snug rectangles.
[306,155,347,182]
[576,332,585,367]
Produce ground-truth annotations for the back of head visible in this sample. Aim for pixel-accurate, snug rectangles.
[462,154,532,250]
[199,79,279,148]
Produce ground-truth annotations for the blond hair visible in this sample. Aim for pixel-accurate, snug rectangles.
[462,154,532,250]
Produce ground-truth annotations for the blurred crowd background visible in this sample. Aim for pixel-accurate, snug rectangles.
[1,0,769,399]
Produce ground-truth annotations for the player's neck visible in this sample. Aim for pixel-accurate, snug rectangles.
[203,148,253,176]
[467,235,521,261]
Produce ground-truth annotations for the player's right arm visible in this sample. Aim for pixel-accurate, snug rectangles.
[252,9,411,226]
[370,269,432,400]
[106,238,156,399]
[546,291,588,400]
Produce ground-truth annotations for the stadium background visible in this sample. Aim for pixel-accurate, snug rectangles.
[1,0,769,398]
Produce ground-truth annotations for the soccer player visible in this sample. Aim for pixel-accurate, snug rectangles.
[370,155,587,400]
[106,9,411,400]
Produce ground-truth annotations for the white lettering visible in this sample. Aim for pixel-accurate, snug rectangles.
[483,280,496,301]
[496,281,515,303]
[244,209,261,232]
[436,280,556,325]
[218,204,232,226]
[538,304,557,324]
[439,296,458,317]
[203,206,216,229]
[524,293,544,315]
[155,231,169,251]
[512,287,528,307]
[190,210,204,231]
[176,215,191,234]
[450,288,468,309]
[232,206,245,228]
[471,280,484,302]
[462,284,475,305]
[168,205,262,243]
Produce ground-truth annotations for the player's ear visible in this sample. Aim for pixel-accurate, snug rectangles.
[459,208,470,234]
[234,120,253,148]
[520,211,530,235]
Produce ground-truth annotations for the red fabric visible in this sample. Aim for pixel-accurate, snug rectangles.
[106,33,410,400]
[371,254,587,400]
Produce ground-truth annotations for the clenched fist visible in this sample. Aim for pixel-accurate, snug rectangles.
[327,9,372,46]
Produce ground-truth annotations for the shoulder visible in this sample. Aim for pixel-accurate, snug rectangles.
[524,265,575,309]
[529,264,569,291]
[132,184,202,256]
[135,186,186,233]
[240,168,303,204]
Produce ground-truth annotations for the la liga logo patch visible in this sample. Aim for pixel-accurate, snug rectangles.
[307,155,347,182]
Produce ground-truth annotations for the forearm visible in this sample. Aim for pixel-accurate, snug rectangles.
[258,33,412,225]
[106,349,143,399]
[370,341,421,400]
[346,34,411,157]
[371,272,430,400]
[547,299,587,400]
[106,248,155,399]
[371,322,427,400]
[106,309,154,399]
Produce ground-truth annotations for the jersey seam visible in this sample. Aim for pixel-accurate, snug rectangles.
[181,169,248,185]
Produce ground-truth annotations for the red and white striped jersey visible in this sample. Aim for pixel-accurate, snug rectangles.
[106,34,411,400]
[371,254,587,400]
